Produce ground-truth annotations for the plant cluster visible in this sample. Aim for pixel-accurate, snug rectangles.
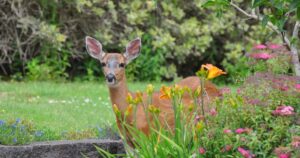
[99,63,299,157]
[0,118,119,145]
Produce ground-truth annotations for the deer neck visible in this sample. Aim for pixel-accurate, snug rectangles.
[108,76,129,112]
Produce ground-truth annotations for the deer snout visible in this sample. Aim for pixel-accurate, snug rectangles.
[106,73,116,83]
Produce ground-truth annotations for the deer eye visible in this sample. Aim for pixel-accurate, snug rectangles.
[119,63,125,68]
[101,62,106,67]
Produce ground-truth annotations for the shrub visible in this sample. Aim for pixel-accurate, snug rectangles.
[0,0,280,81]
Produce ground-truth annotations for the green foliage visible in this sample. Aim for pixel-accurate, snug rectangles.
[0,0,283,82]
[125,34,166,81]
[100,74,299,157]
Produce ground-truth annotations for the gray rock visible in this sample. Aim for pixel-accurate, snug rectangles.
[0,139,125,158]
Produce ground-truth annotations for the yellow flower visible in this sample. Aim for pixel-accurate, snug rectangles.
[201,64,226,79]
[113,104,121,117]
[159,86,171,99]
[146,84,154,94]
[135,91,143,104]
[125,104,133,117]
[194,86,201,97]
[188,103,195,112]
[148,105,160,114]
[195,121,204,133]
[126,93,133,104]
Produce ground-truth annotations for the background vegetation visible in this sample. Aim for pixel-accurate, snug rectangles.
[0,0,287,82]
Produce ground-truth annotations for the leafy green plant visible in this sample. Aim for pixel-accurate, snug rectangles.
[0,118,34,145]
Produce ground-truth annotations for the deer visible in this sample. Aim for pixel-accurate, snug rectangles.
[85,36,221,146]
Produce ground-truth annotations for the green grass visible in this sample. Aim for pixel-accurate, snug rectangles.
[0,81,165,140]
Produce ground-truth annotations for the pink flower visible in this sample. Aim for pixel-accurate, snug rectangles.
[274,147,290,158]
[210,108,217,116]
[220,87,231,95]
[272,105,294,116]
[295,84,300,89]
[249,52,273,60]
[235,128,246,134]
[291,136,300,149]
[198,147,206,154]
[278,154,290,158]
[268,43,282,50]
[223,129,232,134]
[221,145,232,152]
[237,88,241,94]
[247,99,261,105]
[194,115,204,124]
[279,85,289,91]
[253,44,267,49]
[237,147,255,158]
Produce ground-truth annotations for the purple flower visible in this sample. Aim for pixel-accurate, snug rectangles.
[13,138,17,143]
[0,120,5,126]
[35,131,43,137]
[15,118,21,124]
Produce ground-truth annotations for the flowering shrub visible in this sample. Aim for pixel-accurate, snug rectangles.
[98,64,299,157]
[247,43,292,74]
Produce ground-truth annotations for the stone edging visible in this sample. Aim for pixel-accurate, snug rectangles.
[0,139,125,158]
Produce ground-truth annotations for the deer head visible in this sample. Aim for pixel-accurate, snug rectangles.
[86,36,141,87]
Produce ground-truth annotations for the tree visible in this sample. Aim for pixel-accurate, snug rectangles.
[201,0,300,77]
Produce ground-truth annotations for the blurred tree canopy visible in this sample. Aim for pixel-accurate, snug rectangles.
[0,0,282,82]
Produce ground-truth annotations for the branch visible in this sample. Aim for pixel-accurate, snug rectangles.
[292,21,300,38]
[290,21,300,77]
[229,2,257,19]
[230,2,285,44]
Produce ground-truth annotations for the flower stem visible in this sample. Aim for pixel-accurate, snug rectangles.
[200,77,207,126]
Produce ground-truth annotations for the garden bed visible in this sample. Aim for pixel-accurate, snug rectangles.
[0,139,124,158]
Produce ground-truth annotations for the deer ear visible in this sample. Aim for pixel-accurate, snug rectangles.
[124,38,141,64]
[86,36,105,60]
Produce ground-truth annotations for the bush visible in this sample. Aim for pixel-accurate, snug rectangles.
[0,0,281,82]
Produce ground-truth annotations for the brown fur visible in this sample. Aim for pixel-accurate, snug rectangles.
[86,37,221,146]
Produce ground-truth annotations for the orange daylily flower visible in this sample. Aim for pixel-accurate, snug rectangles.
[201,64,226,79]
[159,86,171,99]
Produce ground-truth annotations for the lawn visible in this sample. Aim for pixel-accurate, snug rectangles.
[0,81,164,142]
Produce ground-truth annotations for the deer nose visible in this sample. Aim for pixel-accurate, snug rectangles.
[106,74,116,83]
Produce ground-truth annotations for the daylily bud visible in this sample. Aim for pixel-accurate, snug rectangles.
[146,84,154,95]
[126,93,133,104]
[113,104,121,117]
[125,104,133,117]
